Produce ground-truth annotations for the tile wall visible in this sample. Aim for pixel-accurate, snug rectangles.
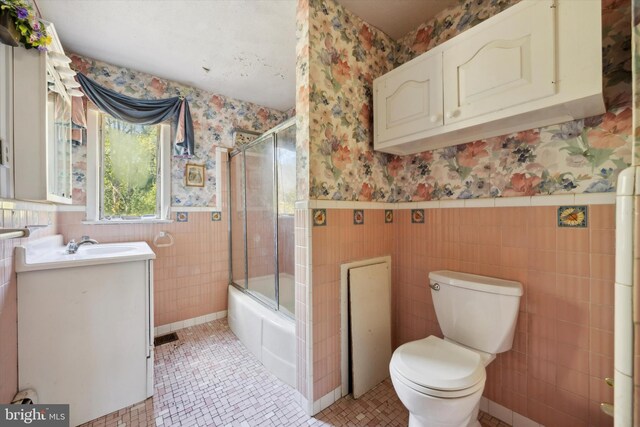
[308,204,615,427]
[295,208,311,399]
[56,211,229,327]
[311,209,395,398]
[0,206,57,403]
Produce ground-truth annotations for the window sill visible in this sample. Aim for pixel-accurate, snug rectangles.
[82,219,174,225]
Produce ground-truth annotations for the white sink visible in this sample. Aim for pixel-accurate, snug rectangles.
[78,245,139,256]
[16,235,156,272]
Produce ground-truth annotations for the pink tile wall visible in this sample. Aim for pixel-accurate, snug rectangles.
[56,211,229,327]
[0,208,57,403]
[393,205,615,427]
[295,208,310,398]
[306,205,615,425]
[311,209,395,398]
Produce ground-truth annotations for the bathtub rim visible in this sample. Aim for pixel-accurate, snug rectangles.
[229,276,295,322]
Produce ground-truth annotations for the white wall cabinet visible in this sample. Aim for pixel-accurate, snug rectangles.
[374,0,605,156]
[13,24,73,204]
[375,51,443,145]
[442,0,556,124]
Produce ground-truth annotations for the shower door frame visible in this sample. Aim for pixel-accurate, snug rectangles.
[228,117,295,317]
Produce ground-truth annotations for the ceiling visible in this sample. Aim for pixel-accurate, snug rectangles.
[37,0,456,112]
[336,0,459,40]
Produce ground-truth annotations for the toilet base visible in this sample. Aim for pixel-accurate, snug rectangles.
[409,413,482,427]
[405,399,481,427]
[408,414,480,427]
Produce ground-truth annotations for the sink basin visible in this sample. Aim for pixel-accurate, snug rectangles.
[16,235,156,272]
[77,245,138,256]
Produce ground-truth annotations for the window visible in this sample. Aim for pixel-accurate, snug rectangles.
[86,110,171,222]
[101,116,159,218]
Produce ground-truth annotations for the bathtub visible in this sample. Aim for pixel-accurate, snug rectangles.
[234,274,295,317]
[227,277,295,388]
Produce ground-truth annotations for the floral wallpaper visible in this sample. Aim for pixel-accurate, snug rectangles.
[304,0,632,202]
[70,54,289,207]
[296,0,311,201]
[305,0,398,201]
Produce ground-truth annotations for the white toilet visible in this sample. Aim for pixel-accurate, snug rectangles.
[390,270,523,427]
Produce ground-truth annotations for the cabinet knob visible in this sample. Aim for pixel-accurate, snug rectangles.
[429,114,441,123]
[445,110,461,119]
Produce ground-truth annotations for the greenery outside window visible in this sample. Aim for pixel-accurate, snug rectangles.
[85,110,171,223]
[100,115,160,219]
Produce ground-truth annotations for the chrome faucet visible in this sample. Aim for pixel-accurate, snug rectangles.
[66,235,99,254]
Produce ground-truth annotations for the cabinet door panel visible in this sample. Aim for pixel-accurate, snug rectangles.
[375,53,442,144]
[443,0,556,124]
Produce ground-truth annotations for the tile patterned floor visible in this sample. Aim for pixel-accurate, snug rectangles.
[80,319,508,427]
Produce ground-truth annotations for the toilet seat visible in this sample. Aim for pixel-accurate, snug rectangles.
[390,336,486,398]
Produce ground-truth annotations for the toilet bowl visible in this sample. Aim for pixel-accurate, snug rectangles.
[390,336,489,427]
[390,271,523,427]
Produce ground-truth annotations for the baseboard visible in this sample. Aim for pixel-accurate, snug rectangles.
[154,310,227,337]
[311,386,342,415]
[481,397,543,427]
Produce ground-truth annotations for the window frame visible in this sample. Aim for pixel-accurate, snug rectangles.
[86,109,171,223]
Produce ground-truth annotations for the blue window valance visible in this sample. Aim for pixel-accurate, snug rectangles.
[76,73,194,157]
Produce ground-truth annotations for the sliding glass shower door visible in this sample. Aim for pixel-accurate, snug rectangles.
[229,119,296,317]
[245,136,277,308]
[229,152,246,288]
[275,124,296,316]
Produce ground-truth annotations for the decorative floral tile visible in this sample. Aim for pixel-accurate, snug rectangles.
[353,209,364,225]
[557,206,588,228]
[385,210,393,224]
[211,211,222,221]
[312,209,326,226]
[176,212,189,222]
[411,209,425,224]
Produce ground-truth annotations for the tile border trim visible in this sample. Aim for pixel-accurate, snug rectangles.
[294,192,614,210]
[154,310,228,337]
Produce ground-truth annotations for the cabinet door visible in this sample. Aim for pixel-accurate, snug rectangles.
[443,0,556,124]
[375,52,443,145]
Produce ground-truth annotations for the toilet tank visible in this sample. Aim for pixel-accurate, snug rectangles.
[429,270,523,354]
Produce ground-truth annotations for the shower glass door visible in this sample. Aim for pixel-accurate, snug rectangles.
[229,152,246,288]
[275,125,296,317]
[245,135,277,308]
[228,118,296,318]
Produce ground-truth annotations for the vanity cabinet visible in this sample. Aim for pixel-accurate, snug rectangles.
[13,25,73,204]
[373,0,605,156]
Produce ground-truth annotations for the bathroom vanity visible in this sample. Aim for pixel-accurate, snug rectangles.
[15,235,155,427]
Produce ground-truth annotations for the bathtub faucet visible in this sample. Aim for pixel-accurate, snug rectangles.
[66,235,99,254]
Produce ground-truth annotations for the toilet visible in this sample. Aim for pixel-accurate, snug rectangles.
[390,270,523,427]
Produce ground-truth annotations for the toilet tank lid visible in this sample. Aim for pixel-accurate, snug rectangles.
[429,271,523,296]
